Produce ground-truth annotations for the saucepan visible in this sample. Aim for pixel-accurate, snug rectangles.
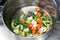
[0,0,57,40]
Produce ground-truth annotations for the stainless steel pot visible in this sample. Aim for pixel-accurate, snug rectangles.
[0,0,57,40]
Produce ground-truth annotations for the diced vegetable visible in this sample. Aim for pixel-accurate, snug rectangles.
[35,31,40,35]
[35,7,40,12]
[19,31,25,36]
[36,24,41,30]
[31,27,37,31]
[24,14,28,18]
[31,20,37,27]
[28,23,33,28]
[23,23,28,28]
[23,28,29,32]
[11,21,15,29]
[40,27,47,32]
[34,12,37,15]
[20,25,23,30]
[43,21,47,26]
[22,20,26,24]
[37,12,41,17]
[27,16,33,20]
[43,13,48,17]
[11,6,52,37]
[13,29,19,34]
[37,20,43,24]
[32,30,36,34]
[26,20,31,23]
[16,25,20,29]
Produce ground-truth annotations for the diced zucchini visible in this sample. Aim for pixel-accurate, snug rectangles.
[26,32,31,36]
[20,25,23,30]
[19,31,25,36]
[26,20,31,23]
[45,16,50,21]
[41,16,45,20]
[11,21,15,29]
[45,21,50,24]
[43,21,47,26]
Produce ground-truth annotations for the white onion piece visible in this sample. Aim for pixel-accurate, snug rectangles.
[13,29,19,34]
[31,20,37,27]
[27,16,33,20]
[23,28,29,32]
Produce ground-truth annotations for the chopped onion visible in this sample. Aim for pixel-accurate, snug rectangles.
[23,28,29,32]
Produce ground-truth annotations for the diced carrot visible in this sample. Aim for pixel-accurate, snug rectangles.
[40,23,43,27]
[43,12,48,17]
[22,20,26,24]
[35,31,40,35]
[28,23,33,28]
[38,12,41,17]
[36,23,43,30]
[31,27,37,31]
[37,27,40,30]
[35,7,40,12]
[32,30,36,34]
[37,24,40,27]
[38,20,43,24]
[36,24,41,30]
[37,12,41,18]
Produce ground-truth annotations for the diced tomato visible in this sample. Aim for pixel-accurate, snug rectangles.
[35,7,40,12]
[28,23,33,28]
[22,20,26,24]
[43,12,48,17]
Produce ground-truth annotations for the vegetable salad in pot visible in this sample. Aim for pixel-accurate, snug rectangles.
[11,6,52,37]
